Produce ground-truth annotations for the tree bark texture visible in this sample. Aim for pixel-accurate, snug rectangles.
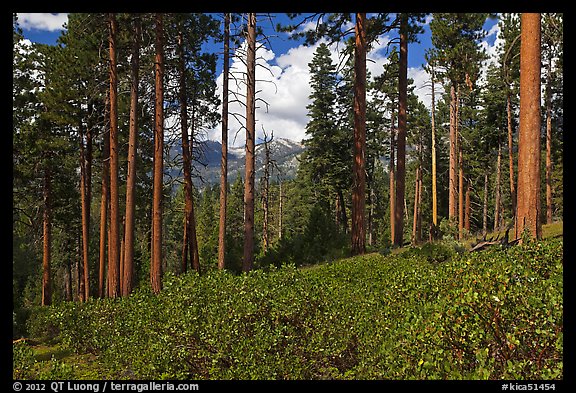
[507,92,516,216]
[394,14,408,248]
[389,107,396,245]
[42,167,52,306]
[516,13,542,241]
[151,13,164,293]
[243,13,257,272]
[123,15,140,296]
[178,26,200,275]
[79,123,92,301]
[494,141,502,231]
[351,12,367,255]
[545,52,553,224]
[218,13,230,270]
[430,65,438,229]
[449,84,458,222]
[107,13,120,298]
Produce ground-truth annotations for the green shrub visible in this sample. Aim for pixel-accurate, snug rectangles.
[33,238,562,380]
[13,341,37,379]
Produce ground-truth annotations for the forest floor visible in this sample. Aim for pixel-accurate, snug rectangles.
[21,220,563,379]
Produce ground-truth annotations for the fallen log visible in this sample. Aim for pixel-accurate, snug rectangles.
[469,219,517,252]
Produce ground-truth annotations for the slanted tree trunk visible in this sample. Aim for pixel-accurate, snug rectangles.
[123,14,140,296]
[516,13,542,242]
[394,14,408,248]
[107,13,120,298]
[243,13,257,272]
[351,12,367,255]
[151,13,164,293]
[218,13,230,270]
[41,167,51,306]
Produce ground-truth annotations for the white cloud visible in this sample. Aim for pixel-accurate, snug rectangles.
[17,13,68,32]
[208,40,315,147]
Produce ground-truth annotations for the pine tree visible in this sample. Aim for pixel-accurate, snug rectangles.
[122,14,141,296]
[429,13,488,232]
[151,13,165,293]
[351,12,367,255]
[516,13,541,241]
[243,13,257,272]
[107,13,121,298]
[218,13,231,270]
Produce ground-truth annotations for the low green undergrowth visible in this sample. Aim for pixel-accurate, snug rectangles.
[17,238,563,380]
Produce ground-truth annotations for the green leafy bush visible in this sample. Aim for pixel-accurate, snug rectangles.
[23,238,562,380]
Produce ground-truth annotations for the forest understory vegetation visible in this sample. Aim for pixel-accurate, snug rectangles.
[13,221,563,380]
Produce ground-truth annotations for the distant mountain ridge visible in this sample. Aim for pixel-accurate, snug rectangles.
[167,137,306,188]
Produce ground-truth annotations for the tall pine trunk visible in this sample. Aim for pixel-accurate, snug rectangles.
[123,15,140,296]
[494,141,502,231]
[411,166,421,245]
[394,14,408,248]
[430,64,438,232]
[351,12,367,255]
[507,92,516,216]
[243,13,257,272]
[449,84,458,223]
[545,52,553,224]
[218,13,230,270]
[107,13,120,298]
[516,13,542,241]
[178,26,200,275]
[458,146,464,240]
[98,95,110,299]
[41,167,52,306]
[389,107,396,245]
[483,172,489,237]
[79,121,92,301]
[465,183,471,232]
[151,13,165,293]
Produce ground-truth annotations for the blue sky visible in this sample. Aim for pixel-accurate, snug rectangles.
[16,13,500,147]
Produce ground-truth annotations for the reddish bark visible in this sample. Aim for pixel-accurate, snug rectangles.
[351,12,367,255]
[394,14,408,248]
[243,13,257,272]
[218,13,230,270]
[123,15,140,296]
[151,13,164,293]
[516,13,542,241]
[107,13,120,298]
